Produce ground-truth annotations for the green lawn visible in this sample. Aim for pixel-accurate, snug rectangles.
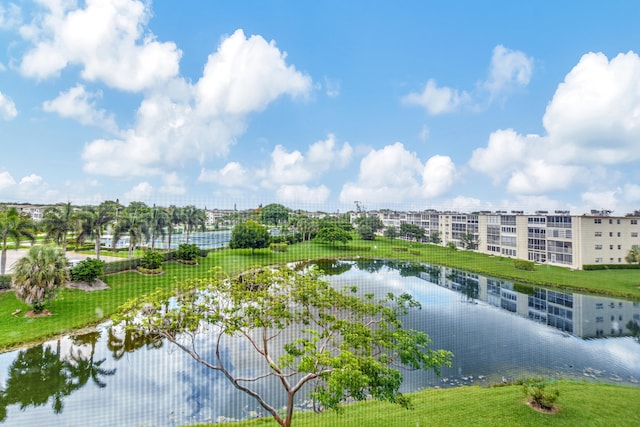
[192,381,640,427]
[0,238,639,351]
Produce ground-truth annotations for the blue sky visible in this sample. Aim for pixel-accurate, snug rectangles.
[1,1,640,214]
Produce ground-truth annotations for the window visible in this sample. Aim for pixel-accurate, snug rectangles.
[595,245,602,250]
[617,232,621,237]
[594,231,602,237]
[596,317,604,323]
[609,219,613,224]
[632,232,639,238]
[596,303,604,309]
[611,315,615,321]
[609,232,613,237]
[618,245,621,250]
[594,218,602,224]
[609,245,614,250]
[595,257,603,263]
[631,219,638,225]
[617,219,621,224]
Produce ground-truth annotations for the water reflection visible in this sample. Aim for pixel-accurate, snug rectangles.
[0,260,638,426]
[0,335,115,422]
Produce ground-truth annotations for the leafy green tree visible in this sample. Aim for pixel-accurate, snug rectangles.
[229,220,271,254]
[141,250,164,270]
[446,241,457,251]
[626,320,640,341]
[260,203,290,226]
[176,243,200,261]
[13,245,69,313]
[399,223,425,246]
[459,232,480,250]
[41,202,76,252]
[165,205,183,250]
[429,230,442,244]
[315,223,353,247]
[0,206,36,274]
[113,204,150,259]
[182,205,206,244]
[295,216,319,241]
[70,258,105,283]
[115,267,452,427]
[384,226,398,239]
[355,214,384,239]
[148,205,168,251]
[76,202,116,260]
[625,245,640,264]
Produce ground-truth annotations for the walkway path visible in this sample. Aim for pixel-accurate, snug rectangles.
[1,249,122,274]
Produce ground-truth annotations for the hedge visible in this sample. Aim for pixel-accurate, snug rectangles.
[514,259,535,271]
[583,264,640,271]
[103,258,143,274]
[0,275,11,290]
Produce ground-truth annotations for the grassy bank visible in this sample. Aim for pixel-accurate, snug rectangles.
[1,238,639,351]
[190,381,640,427]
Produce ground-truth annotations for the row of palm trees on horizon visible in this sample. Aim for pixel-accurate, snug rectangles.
[0,201,209,274]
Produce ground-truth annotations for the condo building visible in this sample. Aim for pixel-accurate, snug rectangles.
[372,209,640,270]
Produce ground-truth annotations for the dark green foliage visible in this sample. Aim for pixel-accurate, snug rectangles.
[384,227,398,239]
[583,263,640,270]
[141,250,164,270]
[446,241,457,251]
[459,232,479,250]
[0,274,11,290]
[355,214,383,240]
[102,258,142,274]
[513,282,535,295]
[176,243,200,261]
[522,380,560,410]
[229,220,271,253]
[315,223,353,246]
[399,223,425,244]
[429,231,442,244]
[269,242,288,252]
[514,259,535,271]
[71,258,106,283]
[626,320,640,340]
[357,224,375,240]
[260,203,290,226]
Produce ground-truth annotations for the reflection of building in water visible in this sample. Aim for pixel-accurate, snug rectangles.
[420,266,640,339]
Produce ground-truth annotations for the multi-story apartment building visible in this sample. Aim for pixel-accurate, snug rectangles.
[370,208,640,270]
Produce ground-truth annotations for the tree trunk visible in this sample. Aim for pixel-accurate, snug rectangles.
[0,248,6,275]
[95,233,101,260]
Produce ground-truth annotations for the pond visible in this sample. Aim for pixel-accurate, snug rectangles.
[1,260,639,426]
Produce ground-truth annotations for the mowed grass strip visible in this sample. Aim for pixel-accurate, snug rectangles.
[197,381,640,427]
[1,238,639,351]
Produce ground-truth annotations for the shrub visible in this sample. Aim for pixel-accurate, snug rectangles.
[0,274,11,290]
[392,246,408,252]
[522,380,559,411]
[71,258,106,282]
[270,235,286,244]
[409,250,421,256]
[583,264,640,270]
[269,242,288,252]
[513,282,535,295]
[136,266,164,275]
[103,258,142,274]
[514,259,535,271]
[141,250,164,270]
[177,243,200,261]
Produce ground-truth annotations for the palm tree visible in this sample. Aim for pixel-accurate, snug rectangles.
[40,202,76,252]
[626,245,640,264]
[113,208,150,259]
[165,205,183,250]
[76,202,115,260]
[13,245,69,312]
[0,207,36,274]
[182,205,206,244]
[148,205,168,251]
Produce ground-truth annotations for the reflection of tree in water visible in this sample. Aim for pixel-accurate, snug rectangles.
[0,335,115,421]
[446,271,479,302]
[312,259,353,276]
[107,326,163,360]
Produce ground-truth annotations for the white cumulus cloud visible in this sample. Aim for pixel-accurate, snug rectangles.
[0,91,17,120]
[43,84,118,131]
[339,142,456,205]
[402,79,469,115]
[483,45,533,98]
[123,182,154,203]
[198,162,255,189]
[0,3,21,30]
[19,0,181,91]
[0,171,16,190]
[276,184,331,205]
[82,29,312,178]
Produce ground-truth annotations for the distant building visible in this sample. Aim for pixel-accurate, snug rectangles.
[369,208,640,270]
